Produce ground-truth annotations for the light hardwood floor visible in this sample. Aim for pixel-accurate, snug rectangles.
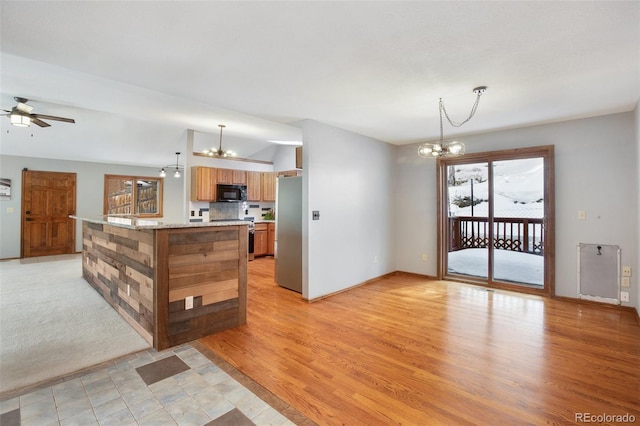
[199,257,640,425]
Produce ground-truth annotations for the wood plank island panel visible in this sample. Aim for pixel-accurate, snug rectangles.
[82,222,155,345]
[77,217,248,351]
[156,226,247,350]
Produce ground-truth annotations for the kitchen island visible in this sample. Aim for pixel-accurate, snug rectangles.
[72,215,248,351]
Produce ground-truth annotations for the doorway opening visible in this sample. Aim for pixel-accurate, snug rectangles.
[437,146,555,296]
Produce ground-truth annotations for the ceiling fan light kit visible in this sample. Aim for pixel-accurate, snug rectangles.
[202,124,236,158]
[418,86,487,159]
[10,111,31,127]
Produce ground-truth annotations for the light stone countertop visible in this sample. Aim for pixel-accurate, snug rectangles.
[70,215,249,230]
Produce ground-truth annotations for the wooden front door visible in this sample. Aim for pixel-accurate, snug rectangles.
[21,170,77,258]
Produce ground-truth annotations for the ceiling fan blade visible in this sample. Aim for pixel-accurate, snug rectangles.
[31,118,51,127]
[32,114,75,124]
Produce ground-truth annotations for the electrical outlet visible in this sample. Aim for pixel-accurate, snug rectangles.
[622,266,632,277]
[421,254,428,262]
[577,210,586,220]
[621,277,630,287]
[185,296,194,310]
[620,292,629,302]
[6,207,14,213]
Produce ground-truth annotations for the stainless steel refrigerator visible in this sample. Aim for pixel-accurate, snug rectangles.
[275,176,302,293]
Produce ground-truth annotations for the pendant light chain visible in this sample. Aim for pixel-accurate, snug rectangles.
[418,86,486,159]
[439,89,484,128]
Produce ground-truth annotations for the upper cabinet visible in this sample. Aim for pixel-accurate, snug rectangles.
[191,167,279,202]
[191,166,217,201]
[216,168,246,185]
[261,172,276,202]
[277,170,302,177]
[246,171,262,201]
[296,146,302,169]
[232,170,246,185]
[216,168,233,185]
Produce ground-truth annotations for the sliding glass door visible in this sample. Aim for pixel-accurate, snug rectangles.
[446,161,489,280]
[491,158,545,286]
[438,146,554,296]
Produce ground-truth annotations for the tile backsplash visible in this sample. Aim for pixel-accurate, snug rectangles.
[245,203,275,221]
[189,201,275,222]
[209,202,243,221]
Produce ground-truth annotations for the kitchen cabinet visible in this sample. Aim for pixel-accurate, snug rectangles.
[246,171,261,201]
[232,170,246,184]
[216,168,233,184]
[254,223,268,256]
[191,166,217,201]
[217,168,246,185]
[261,172,276,202]
[277,170,302,177]
[296,146,302,169]
[191,167,276,202]
[267,222,275,255]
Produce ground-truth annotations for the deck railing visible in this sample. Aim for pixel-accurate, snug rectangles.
[448,216,544,255]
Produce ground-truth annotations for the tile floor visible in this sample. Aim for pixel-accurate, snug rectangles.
[0,343,304,426]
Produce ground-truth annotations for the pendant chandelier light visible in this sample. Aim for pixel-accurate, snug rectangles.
[202,124,236,158]
[159,152,184,178]
[418,86,487,158]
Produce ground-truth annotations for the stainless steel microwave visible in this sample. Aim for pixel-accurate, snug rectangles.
[216,184,247,202]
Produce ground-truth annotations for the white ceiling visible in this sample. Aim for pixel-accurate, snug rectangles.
[1,1,639,167]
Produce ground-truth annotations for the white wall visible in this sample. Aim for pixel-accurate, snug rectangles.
[302,120,396,300]
[393,145,440,275]
[635,101,640,312]
[395,112,638,307]
[272,145,299,172]
[0,155,184,259]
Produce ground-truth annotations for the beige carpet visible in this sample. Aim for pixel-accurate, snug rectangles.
[0,255,151,395]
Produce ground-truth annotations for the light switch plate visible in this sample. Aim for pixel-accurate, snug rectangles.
[621,277,630,287]
[622,266,632,277]
[185,296,194,310]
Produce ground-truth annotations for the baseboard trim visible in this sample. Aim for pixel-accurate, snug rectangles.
[393,270,438,280]
[303,271,640,324]
[553,295,638,314]
[304,271,398,303]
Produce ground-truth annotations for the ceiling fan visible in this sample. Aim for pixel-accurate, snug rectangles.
[3,97,75,128]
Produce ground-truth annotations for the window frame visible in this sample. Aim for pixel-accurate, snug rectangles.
[103,174,164,218]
